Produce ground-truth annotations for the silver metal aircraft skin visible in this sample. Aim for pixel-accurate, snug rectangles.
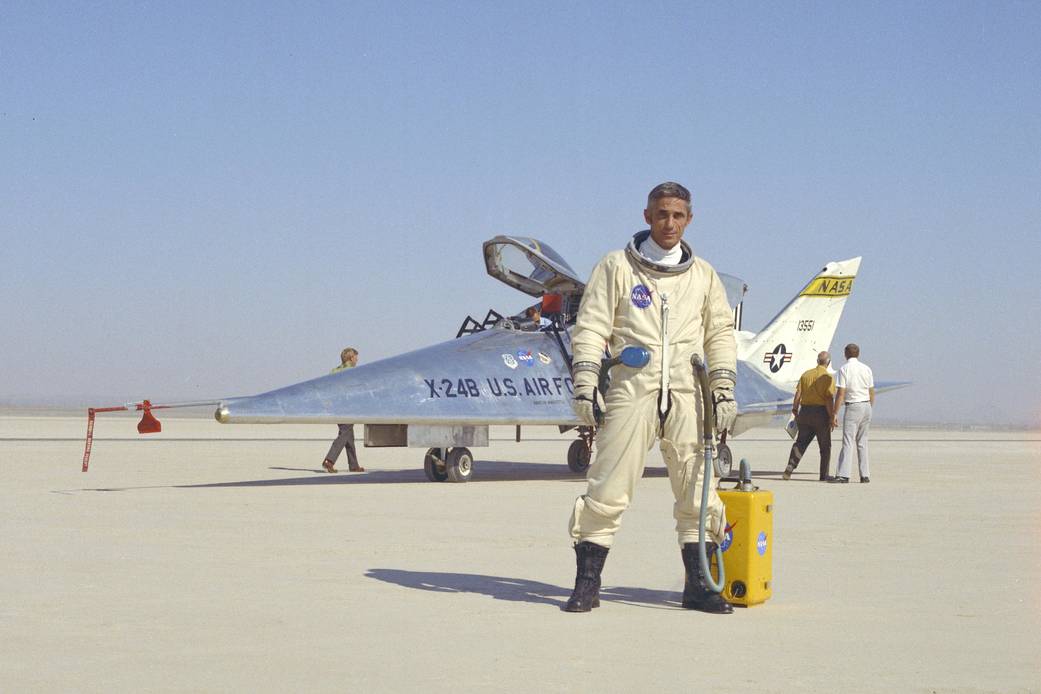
[212,327,795,428]
[206,235,907,481]
[216,328,578,426]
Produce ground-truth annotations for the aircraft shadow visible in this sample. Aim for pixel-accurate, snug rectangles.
[181,461,669,488]
[65,461,671,493]
[365,568,680,611]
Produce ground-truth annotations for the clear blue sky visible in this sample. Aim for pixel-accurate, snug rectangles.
[2,2,1039,427]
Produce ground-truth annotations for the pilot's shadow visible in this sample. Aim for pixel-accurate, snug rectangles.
[365,568,679,610]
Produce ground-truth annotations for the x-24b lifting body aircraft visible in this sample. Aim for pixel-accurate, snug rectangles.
[83,236,908,481]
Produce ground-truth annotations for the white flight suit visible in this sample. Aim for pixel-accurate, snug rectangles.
[569,231,737,548]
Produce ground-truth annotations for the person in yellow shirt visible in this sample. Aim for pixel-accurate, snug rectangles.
[321,347,365,473]
[783,351,836,481]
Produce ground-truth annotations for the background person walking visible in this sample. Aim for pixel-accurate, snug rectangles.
[830,343,874,483]
[322,347,365,473]
[783,351,836,481]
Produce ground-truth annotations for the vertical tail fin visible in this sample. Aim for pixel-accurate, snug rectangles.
[738,257,861,386]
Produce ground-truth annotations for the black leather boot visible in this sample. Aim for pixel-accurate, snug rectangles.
[681,542,733,614]
[563,541,609,612]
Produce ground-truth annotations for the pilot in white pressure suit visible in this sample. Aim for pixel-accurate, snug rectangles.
[564,182,738,614]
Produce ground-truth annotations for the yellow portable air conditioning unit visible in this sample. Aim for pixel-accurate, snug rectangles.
[715,464,773,606]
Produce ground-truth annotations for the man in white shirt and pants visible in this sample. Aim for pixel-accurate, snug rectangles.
[830,343,875,483]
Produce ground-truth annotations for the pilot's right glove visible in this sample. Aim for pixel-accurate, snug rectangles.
[571,361,603,427]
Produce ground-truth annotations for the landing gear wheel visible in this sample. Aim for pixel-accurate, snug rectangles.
[567,439,592,473]
[445,447,474,483]
[424,448,448,482]
[714,442,733,478]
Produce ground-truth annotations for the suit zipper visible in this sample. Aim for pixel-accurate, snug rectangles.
[660,292,670,414]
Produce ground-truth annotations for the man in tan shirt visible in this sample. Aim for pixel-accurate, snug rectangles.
[783,351,836,481]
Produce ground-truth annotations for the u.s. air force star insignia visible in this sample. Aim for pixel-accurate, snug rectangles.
[763,343,792,373]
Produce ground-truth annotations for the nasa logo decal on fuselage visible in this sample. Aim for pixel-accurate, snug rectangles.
[764,343,792,373]
[630,284,652,309]
[517,350,535,367]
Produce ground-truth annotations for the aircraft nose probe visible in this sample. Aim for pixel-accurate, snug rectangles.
[215,405,230,423]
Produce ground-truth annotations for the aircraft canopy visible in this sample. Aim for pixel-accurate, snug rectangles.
[483,236,585,297]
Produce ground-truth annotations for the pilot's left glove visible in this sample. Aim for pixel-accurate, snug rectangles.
[571,361,603,427]
[709,369,738,435]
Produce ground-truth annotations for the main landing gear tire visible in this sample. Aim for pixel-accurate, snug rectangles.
[445,447,474,483]
[567,439,592,473]
[714,442,733,478]
[424,448,448,482]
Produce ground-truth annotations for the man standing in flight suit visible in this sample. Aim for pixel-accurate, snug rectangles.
[564,182,738,614]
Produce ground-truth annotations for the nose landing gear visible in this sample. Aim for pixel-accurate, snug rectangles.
[714,431,733,478]
[567,427,594,473]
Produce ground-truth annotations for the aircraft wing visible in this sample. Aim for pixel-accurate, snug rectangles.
[734,369,912,413]
[734,361,794,416]
[730,365,912,434]
[217,328,580,426]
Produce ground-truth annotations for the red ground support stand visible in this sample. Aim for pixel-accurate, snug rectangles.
[81,399,217,472]
[82,405,131,472]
